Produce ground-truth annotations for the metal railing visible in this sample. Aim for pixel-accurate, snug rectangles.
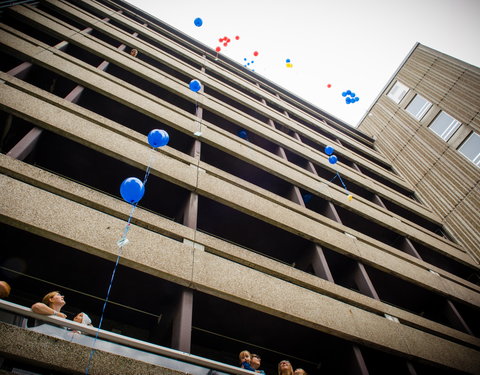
[0,299,253,375]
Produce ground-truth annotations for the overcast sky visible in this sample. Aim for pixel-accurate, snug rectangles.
[125,0,480,127]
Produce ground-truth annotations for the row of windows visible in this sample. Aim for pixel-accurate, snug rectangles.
[387,81,480,167]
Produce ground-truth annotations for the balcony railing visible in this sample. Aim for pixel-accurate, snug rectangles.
[0,299,253,375]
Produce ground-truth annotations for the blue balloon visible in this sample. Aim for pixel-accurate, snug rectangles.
[346,90,352,95]
[325,145,334,155]
[350,92,356,97]
[355,97,360,101]
[303,193,313,203]
[120,177,145,204]
[341,92,347,97]
[189,79,202,92]
[346,97,351,104]
[194,17,203,27]
[148,129,169,148]
[238,129,248,139]
[286,58,291,63]
[328,155,338,164]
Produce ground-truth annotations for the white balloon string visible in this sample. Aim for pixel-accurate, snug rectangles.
[86,146,155,374]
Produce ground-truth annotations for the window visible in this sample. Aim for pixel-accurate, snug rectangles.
[405,94,432,120]
[458,132,480,167]
[387,81,409,103]
[428,111,461,141]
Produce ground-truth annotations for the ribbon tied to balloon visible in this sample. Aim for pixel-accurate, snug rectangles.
[324,145,353,201]
[86,128,170,375]
[118,128,169,246]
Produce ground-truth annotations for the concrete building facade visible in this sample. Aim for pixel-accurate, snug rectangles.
[0,1,479,374]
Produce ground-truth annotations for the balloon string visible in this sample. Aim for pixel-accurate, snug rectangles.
[86,148,155,374]
[330,172,349,195]
[143,147,156,187]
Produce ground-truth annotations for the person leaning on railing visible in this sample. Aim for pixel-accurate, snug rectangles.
[31,291,67,319]
[0,281,11,299]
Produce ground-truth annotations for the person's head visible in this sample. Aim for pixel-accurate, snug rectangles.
[294,368,308,375]
[239,350,252,364]
[74,312,92,325]
[41,291,65,308]
[278,360,294,375]
[0,281,11,299]
[251,354,261,370]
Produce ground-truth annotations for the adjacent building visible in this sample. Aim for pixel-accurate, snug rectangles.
[0,1,479,374]
[357,43,480,264]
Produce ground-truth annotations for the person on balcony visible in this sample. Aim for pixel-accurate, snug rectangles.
[239,350,256,371]
[278,360,294,375]
[31,291,67,318]
[294,368,308,375]
[251,353,266,375]
[0,281,11,299]
[72,312,93,334]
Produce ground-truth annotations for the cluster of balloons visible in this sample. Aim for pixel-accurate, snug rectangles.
[325,145,353,201]
[243,51,259,71]
[341,90,360,104]
[215,35,240,53]
[194,17,203,27]
[286,58,293,68]
[119,129,169,204]
[189,79,202,92]
[324,145,338,165]
[243,58,255,69]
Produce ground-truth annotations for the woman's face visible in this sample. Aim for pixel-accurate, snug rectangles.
[73,313,84,323]
[50,293,65,307]
[279,360,292,374]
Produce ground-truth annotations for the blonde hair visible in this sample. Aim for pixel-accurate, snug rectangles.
[41,291,60,307]
[239,350,251,363]
[278,360,294,375]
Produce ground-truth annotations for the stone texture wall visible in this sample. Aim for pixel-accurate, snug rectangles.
[358,44,480,263]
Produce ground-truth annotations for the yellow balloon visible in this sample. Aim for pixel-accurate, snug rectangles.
[347,194,353,201]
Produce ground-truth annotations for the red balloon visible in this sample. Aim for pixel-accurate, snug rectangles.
[219,38,223,42]
[327,84,332,88]
[215,46,221,52]
[253,51,259,56]
[235,36,240,40]
[223,42,228,47]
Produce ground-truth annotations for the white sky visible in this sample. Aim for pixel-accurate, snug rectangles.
[125,0,480,127]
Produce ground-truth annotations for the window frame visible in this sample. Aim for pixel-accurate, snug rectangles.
[387,81,409,104]
[458,132,480,167]
[428,111,461,141]
[405,94,432,120]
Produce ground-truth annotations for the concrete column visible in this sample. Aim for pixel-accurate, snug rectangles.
[444,299,473,335]
[171,288,194,352]
[348,345,370,375]
[353,263,380,300]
